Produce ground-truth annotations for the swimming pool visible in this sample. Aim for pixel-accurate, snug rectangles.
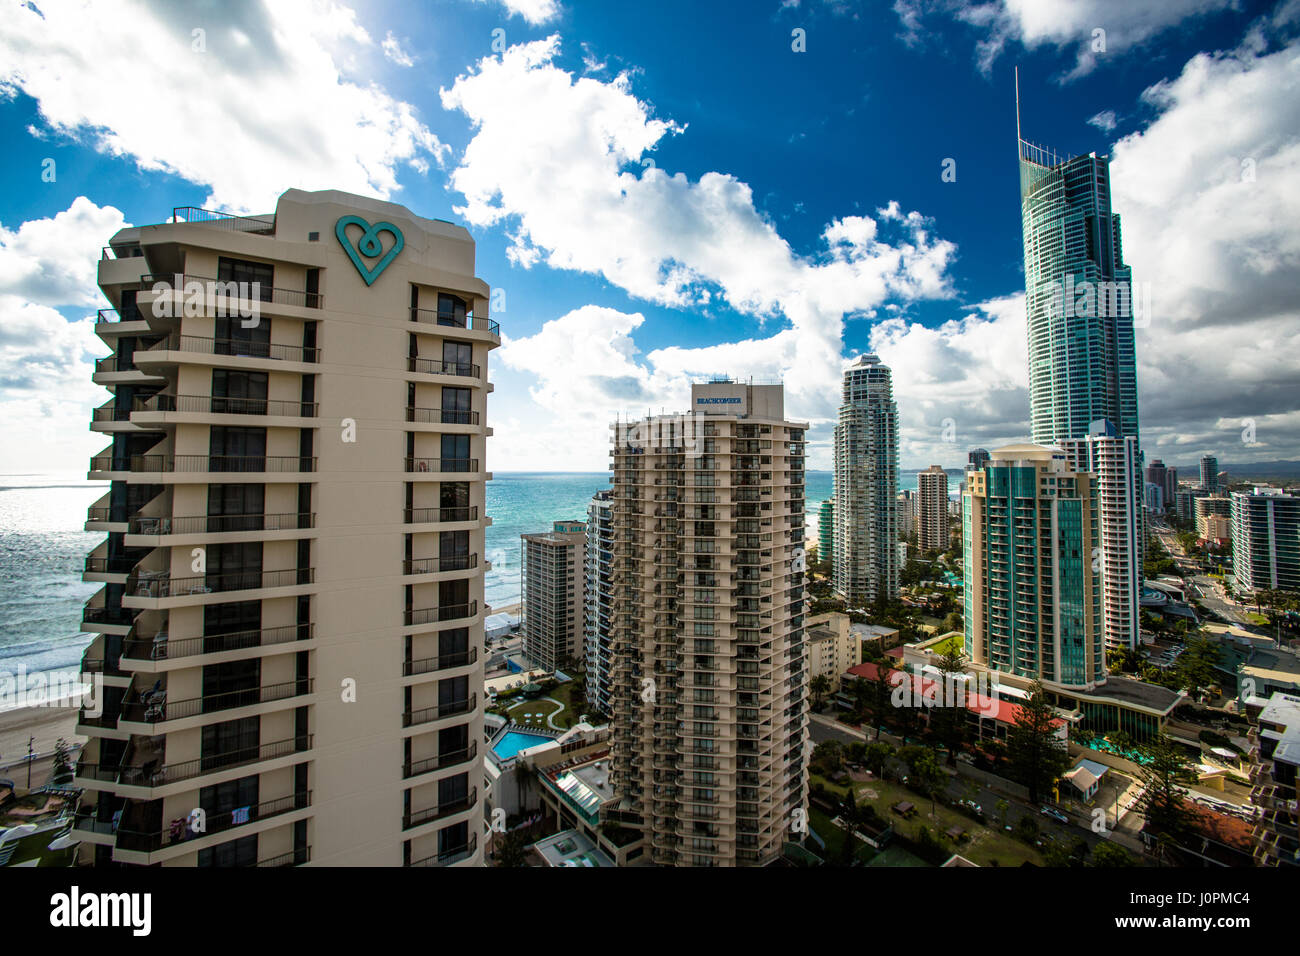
[492,730,554,760]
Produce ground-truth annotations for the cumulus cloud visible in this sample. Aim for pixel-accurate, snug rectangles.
[474,0,562,26]
[0,197,127,307]
[0,0,446,212]
[896,0,1239,79]
[443,38,958,467]
[1111,34,1300,462]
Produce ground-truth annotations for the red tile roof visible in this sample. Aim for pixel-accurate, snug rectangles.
[844,661,1062,728]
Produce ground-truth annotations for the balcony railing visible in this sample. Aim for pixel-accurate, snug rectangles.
[402,694,477,728]
[82,605,135,627]
[403,742,478,778]
[113,790,312,854]
[116,734,313,789]
[404,647,477,676]
[405,458,478,474]
[141,271,321,309]
[146,332,319,364]
[406,407,480,425]
[122,623,311,663]
[407,357,480,378]
[120,678,314,724]
[403,554,478,575]
[137,394,319,417]
[126,567,313,599]
[405,601,478,627]
[408,833,477,866]
[128,512,314,535]
[91,453,317,474]
[255,846,312,867]
[404,506,478,524]
[402,787,477,829]
[409,308,500,337]
[170,206,275,234]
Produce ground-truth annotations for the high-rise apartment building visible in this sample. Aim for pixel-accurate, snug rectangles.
[1232,488,1300,594]
[916,465,950,552]
[968,448,991,472]
[963,444,1104,689]
[521,524,586,671]
[1145,459,1168,512]
[1165,466,1179,506]
[832,355,898,605]
[607,382,808,866]
[1201,455,1220,494]
[1061,422,1141,650]
[896,490,915,540]
[817,498,835,566]
[1248,691,1300,867]
[75,190,494,867]
[584,489,615,716]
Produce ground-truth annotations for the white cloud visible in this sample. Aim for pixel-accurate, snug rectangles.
[443,38,958,468]
[382,30,414,67]
[1087,108,1119,132]
[0,197,127,307]
[474,0,562,26]
[897,0,1239,79]
[0,0,446,212]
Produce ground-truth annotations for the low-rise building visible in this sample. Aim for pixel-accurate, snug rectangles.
[806,612,861,693]
[1246,691,1300,867]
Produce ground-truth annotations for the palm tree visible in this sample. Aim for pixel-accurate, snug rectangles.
[810,674,831,712]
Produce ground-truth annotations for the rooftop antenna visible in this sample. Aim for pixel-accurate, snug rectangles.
[1015,65,1022,158]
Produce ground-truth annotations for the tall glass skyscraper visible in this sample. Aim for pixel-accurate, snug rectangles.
[1018,105,1144,650]
[1019,143,1140,446]
[832,355,898,605]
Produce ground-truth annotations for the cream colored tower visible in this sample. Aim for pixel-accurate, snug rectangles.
[74,189,495,867]
[916,465,949,552]
[607,382,809,866]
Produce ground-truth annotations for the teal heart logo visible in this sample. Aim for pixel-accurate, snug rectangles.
[335,215,405,286]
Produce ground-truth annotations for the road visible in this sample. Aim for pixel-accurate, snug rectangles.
[1149,522,1247,625]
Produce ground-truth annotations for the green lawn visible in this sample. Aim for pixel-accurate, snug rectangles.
[930,634,964,656]
[504,696,563,729]
[814,772,1046,868]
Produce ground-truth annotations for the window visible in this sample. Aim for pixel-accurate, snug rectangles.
[441,386,472,424]
[442,340,472,375]
[207,484,264,532]
[441,434,471,471]
[437,294,467,328]
[209,426,266,471]
[211,370,268,415]
[218,256,273,301]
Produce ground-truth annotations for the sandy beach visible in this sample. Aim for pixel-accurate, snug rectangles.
[491,601,521,617]
[0,706,84,778]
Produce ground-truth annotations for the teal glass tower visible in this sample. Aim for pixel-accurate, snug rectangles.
[1018,117,1140,446]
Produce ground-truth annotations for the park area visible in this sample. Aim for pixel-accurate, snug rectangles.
[810,771,1048,868]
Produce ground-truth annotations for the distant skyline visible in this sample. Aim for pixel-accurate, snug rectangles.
[2,0,1298,475]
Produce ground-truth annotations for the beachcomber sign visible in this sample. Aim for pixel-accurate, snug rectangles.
[696,397,742,404]
[335,215,404,286]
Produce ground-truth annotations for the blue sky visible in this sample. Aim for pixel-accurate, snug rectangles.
[2,0,1298,475]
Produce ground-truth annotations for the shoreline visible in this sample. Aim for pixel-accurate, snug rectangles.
[0,705,84,774]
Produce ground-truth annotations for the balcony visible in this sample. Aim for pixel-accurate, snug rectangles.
[405,458,479,475]
[403,742,478,778]
[407,406,480,426]
[402,787,477,830]
[125,567,314,600]
[140,332,319,364]
[119,677,314,725]
[128,512,314,536]
[407,357,480,378]
[91,453,317,475]
[404,646,478,676]
[404,506,479,524]
[405,601,478,627]
[136,394,319,419]
[116,734,314,790]
[255,847,312,867]
[140,271,322,310]
[403,554,478,575]
[408,307,500,338]
[402,693,477,728]
[113,790,312,855]
[408,833,477,866]
[122,623,311,664]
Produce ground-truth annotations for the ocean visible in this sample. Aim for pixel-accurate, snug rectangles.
[0,469,929,678]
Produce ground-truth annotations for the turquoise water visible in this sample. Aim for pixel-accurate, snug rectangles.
[0,467,902,676]
[492,729,554,760]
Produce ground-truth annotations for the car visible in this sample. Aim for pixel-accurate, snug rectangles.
[1039,806,1069,824]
